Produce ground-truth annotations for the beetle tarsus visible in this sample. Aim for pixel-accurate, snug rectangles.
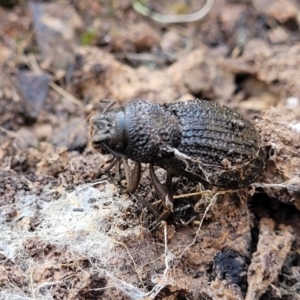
[148,209,172,231]
[131,194,160,218]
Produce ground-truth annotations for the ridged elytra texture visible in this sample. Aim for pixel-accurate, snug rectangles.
[90,99,265,189]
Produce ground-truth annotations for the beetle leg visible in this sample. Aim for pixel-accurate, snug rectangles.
[131,194,160,218]
[122,158,141,193]
[149,164,174,212]
[104,157,120,173]
[114,159,122,182]
[148,209,172,231]
[166,171,173,209]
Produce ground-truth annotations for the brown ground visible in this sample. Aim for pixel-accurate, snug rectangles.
[0,1,300,299]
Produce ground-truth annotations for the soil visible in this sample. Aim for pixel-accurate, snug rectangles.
[0,1,300,299]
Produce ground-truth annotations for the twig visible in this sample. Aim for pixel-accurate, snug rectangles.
[133,0,215,24]
[114,52,168,64]
[23,54,85,110]
[88,285,115,291]
[48,81,85,109]
[173,189,234,199]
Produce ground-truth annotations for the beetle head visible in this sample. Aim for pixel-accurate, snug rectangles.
[89,108,127,156]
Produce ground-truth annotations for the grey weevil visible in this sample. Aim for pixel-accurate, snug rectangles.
[89,99,265,221]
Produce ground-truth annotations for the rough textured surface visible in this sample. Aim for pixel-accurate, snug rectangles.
[254,105,300,210]
[246,218,294,300]
[222,40,300,101]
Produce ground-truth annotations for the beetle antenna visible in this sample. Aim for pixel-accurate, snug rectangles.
[99,99,118,114]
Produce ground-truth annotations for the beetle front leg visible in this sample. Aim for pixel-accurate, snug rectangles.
[122,158,141,193]
[149,164,174,213]
[104,157,120,173]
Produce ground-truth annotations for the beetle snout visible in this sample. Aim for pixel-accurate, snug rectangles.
[89,116,103,145]
[89,116,100,129]
[89,116,106,134]
[89,116,112,148]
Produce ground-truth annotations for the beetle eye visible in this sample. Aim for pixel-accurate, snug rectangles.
[97,119,112,132]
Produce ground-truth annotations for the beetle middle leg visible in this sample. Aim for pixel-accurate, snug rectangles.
[122,159,162,219]
[104,157,141,192]
[149,164,174,222]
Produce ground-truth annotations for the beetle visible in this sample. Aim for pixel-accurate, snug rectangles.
[89,99,265,221]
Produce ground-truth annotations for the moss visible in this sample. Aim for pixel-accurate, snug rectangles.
[80,28,97,46]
